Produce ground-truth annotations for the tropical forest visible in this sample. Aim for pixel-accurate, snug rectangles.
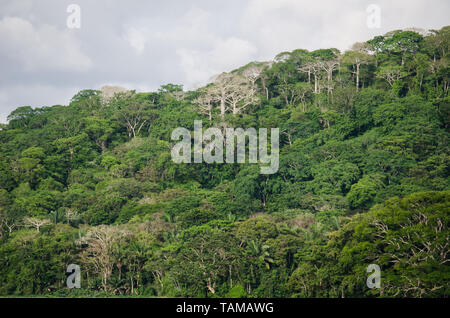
[0,26,449,298]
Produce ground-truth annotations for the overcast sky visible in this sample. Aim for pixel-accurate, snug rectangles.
[0,0,449,123]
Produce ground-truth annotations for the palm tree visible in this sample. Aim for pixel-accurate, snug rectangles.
[248,239,274,269]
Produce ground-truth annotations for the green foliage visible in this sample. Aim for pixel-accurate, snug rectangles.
[288,191,449,298]
[227,284,247,298]
[0,26,448,298]
[347,174,385,209]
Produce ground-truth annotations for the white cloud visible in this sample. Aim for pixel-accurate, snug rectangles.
[177,37,258,89]
[171,8,259,88]
[0,0,449,123]
[240,0,370,58]
[0,16,92,72]
[124,27,148,55]
[123,7,258,88]
[210,37,258,69]
[123,7,215,55]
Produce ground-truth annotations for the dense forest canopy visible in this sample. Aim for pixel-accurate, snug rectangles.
[0,27,449,297]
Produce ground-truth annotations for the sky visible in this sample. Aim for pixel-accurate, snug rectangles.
[0,0,449,123]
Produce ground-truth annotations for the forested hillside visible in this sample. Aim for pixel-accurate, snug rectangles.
[0,27,448,297]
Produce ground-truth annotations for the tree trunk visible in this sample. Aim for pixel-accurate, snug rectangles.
[101,140,107,152]
[261,77,268,99]
[232,104,239,115]
[327,70,333,94]
[220,92,226,119]
[356,63,360,90]
[314,74,318,94]
[131,276,134,295]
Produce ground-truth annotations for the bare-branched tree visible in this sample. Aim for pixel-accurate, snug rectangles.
[194,72,259,120]
[77,225,129,292]
[24,217,51,232]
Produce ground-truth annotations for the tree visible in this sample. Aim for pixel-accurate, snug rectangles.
[7,106,35,129]
[299,58,322,94]
[78,225,129,291]
[385,31,424,65]
[159,84,184,100]
[425,26,450,60]
[0,191,17,237]
[24,217,51,232]
[194,87,216,122]
[298,49,340,95]
[276,82,312,109]
[195,72,258,120]
[210,73,234,119]
[225,75,259,115]
[376,64,408,87]
[346,174,384,209]
[70,89,102,104]
[319,59,340,94]
[0,156,16,191]
[313,49,340,94]
[247,239,274,270]
[113,92,156,138]
[84,117,117,152]
[240,62,266,91]
[172,230,243,296]
[342,47,374,89]
[16,147,46,187]
[70,89,101,104]
[52,133,93,169]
